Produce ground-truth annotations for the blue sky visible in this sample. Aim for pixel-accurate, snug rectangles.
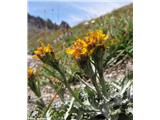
[28,0,132,27]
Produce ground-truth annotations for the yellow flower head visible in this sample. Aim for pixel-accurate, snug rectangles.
[66,38,89,60]
[33,42,54,59]
[66,30,109,60]
[44,44,53,53]
[66,48,75,55]
[88,30,109,45]
[28,67,33,78]
[34,47,44,56]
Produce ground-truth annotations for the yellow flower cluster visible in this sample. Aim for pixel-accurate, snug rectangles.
[66,30,109,60]
[33,42,54,59]
[28,67,33,78]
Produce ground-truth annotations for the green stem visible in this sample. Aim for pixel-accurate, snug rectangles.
[86,61,103,99]
[93,47,108,98]
[97,60,108,98]
[90,74,102,99]
[56,66,83,105]
[75,74,96,92]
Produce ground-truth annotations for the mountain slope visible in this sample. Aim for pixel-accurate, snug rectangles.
[28,14,70,52]
[28,3,133,59]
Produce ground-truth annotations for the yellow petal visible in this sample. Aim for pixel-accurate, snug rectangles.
[28,67,33,77]
[34,50,42,55]
[32,55,39,59]
[44,46,52,53]
[81,48,87,55]
[103,35,109,40]
[66,48,75,55]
